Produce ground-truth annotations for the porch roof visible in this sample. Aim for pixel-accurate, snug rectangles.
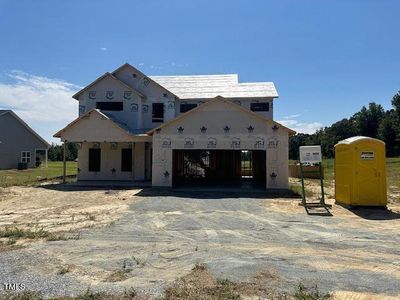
[54,109,151,142]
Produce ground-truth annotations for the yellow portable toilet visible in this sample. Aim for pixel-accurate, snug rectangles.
[335,136,387,206]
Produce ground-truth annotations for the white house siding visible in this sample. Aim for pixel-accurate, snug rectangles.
[175,97,274,120]
[78,142,148,181]
[151,100,290,189]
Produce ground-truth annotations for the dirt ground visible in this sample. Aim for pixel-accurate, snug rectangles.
[0,184,140,246]
[0,183,399,299]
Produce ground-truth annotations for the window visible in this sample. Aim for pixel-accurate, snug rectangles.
[89,148,101,172]
[152,103,164,122]
[250,102,269,112]
[180,103,197,113]
[96,102,123,111]
[121,148,132,172]
[21,151,31,163]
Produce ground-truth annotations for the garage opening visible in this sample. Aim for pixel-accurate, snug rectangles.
[172,150,266,188]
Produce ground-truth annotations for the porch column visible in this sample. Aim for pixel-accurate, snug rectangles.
[45,149,48,168]
[134,142,145,180]
[63,141,67,183]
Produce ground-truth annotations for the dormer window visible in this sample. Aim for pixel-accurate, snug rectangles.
[250,102,269,112]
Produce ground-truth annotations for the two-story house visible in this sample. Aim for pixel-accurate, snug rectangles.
[54,63,295,189]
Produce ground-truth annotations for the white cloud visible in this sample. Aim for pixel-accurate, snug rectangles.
[278,115,323,134]
[0,71,80,144]
[100,47,107,51]
[138,62,145,67]
[282,113,301,119]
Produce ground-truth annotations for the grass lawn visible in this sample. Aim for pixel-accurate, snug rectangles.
[0,161,77,187]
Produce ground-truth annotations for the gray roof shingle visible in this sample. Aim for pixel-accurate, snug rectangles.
[150,74,278,99]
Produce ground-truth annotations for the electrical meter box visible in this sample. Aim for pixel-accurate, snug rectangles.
[334,136,387,206]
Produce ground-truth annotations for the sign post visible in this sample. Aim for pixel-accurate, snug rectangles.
[299,146,328,209]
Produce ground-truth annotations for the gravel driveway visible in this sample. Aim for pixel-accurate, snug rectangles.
[0,188,399,298]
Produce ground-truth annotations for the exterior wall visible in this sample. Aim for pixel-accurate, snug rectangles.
[266,129,289,189]
[77,142,146,181]
[113,66,177,129]
[175,97,274,120]
[0,113,48,169]
[77,66,275,134]
[68,66,287,186]
[152,101,289,188]
[78,76,143,130]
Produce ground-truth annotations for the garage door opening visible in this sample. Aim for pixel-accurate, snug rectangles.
[172,150,266,188]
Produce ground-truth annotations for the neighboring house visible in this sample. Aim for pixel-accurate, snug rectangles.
[54,63,295,189]
[0,110,49,170]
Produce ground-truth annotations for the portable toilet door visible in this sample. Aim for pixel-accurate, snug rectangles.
[335,136,387,206]
[354,138,387,206]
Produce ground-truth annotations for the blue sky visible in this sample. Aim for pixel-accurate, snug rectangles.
[1,0,400,143]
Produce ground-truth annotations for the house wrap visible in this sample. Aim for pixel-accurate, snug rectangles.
[54,63,295,189]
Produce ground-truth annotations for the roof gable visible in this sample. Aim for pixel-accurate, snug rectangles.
[72,72,144,100]
[0,110,49,147]
[147,96,295,135]
[112,63,178,98]
[54,109,136,141]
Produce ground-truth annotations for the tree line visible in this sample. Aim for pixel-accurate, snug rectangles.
[289,91,400,159]
[47,143,78,161]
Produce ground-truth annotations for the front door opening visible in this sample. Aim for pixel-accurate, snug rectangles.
[173,150,266,188]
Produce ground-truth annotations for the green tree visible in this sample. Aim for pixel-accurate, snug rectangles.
[289,98,399,158]
[47,143,77,161]
[378,112,398,156]
[353,102,385,138]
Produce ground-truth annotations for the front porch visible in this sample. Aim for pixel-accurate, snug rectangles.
[75,141,152,182]
[54,109,153,183]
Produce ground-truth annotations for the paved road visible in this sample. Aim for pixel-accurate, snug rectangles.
[1,190,399,298]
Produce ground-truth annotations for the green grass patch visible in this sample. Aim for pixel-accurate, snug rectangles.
[0,227,81,243]
[294,282,330,300]
[0,161,77,187]
[0,227,51,239]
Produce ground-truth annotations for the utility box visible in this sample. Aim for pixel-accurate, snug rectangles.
[335,136,387,206]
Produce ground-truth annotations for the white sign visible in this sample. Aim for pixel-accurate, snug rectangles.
[360,151,374,160]
[299,146,322,164]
